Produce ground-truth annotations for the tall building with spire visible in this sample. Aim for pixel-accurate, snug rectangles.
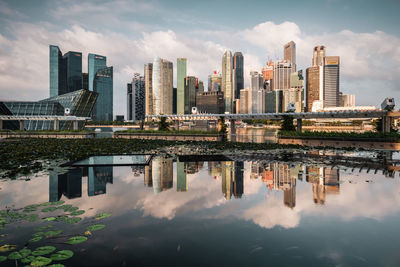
[177,58,187,114]
[233,52,244,100]
[283,41,296,71]
[222,50,233,113]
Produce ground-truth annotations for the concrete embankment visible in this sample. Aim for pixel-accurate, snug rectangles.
[114,133,222,141]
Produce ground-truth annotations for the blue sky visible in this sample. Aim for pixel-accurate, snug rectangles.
[0,0,399,116]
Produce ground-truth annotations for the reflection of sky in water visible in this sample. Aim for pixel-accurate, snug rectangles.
[1,155,400,266]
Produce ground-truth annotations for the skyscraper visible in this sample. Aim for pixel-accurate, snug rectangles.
[88,54,107,92]
[323,56,340,108]
[273,60,292,90]
[127,73,145,121]
[177,58,187,114]
[184,76,197,114]
[250,71,264,113]
[312,45,326,66]
[208,71,222,91]
[49,45,82,97]
[306,66,323,112]
[222,50,233,113]
[284,41,296,71]
[233,52,244,99]
[144,63,153,116]
[93,66,113,121]
[152,57,173,115]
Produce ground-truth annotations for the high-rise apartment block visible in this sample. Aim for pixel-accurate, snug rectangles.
[233,52,244,99]
[284,41,296,71]
[144,63,153,116]
[222,50,234,113]
[323,56,340,107]
[273,60,292,90]
[49,45,82,97]
[152,57,173,115]
[127,73,145,121]
[177,58,187,114]
[250,71,264,113]
[305,66,322,112]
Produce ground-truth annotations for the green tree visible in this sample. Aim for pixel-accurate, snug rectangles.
[158,117,170,131]
[280,115,296,132]
[219,118,228,142]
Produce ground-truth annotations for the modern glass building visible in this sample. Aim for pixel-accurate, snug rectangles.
[152,57,173,115]
[1,89,98,130]
[93,67,113,121]
[177,58,187,114]
[49,45,82,97]
[88,54,107,92]
[184,76,196,114]
[265,90,283,113]
[222,50,233,113]
[233,52,244,100]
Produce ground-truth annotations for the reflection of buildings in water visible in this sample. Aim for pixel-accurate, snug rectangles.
[88,167,113,197]
[131,166,144,177]
[177,160,187,192]
[306,166,340,205]
[145,163,152,187]
[272,163,297,209]
[222,161,244,200]
[208,162,222,179]
[152,158,173,194]
[49,168,82,202]
[250,162,262,179]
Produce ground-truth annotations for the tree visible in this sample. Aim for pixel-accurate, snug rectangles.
[219,117,228,142]
[158,117,170,131]
[280,115,296,132]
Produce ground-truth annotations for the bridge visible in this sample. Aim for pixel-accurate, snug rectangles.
[147,110,400,133]
[0,115,91,130]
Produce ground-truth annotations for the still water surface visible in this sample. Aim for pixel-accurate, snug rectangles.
[1,152,400,266]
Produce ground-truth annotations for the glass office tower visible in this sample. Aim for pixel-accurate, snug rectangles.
[88,54,107,92]
[64,51,82,93]
[93,67,113,121]
[177,58,187,114]
[233,52,244,100]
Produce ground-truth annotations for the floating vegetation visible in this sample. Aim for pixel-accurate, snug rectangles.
[32,246,56,256]
[50,250,74,261]
[0,201,111,266]
[31,256,52,266]
[48,264,66,267]
[95,213,111,220]
[70,210,85,216]
[66,236,87,245]
[87,224,105,231]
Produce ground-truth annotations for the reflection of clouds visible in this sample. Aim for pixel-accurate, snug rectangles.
[1,164,400,231]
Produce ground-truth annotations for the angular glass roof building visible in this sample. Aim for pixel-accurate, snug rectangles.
[0,89,98,130]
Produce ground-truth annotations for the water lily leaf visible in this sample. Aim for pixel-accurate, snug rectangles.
[59,205,72,211]
[0,255,6,262]
[40,202,53,206]
[32,246,56,256]
[31,256,52,266]
[21,255,36,263]
[87,224,105,231]
[66,236,87,245]
[48,264,65,267]
[19,248,31,257]
[8,251,23,260]
[29,236,42,242]
[23,205,38,213]
[70,210,85,216]
[43,217,57,222]
[42,207,57,212]
[32,232,45,238]
[24,214,39,222]
[44,230,63,238]
[0,244,17,252]
[50,201,65,206]
[50,250,73,261]
[95,213,111,220]
[64,217,81,224]
[35,225,53,231]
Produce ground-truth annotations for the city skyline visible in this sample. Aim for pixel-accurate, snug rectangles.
[0,0,399,116]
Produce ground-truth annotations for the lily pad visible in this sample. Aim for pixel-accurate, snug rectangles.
[21,255,36,263]
[59,205,72,211]
[29,236,42,242]
[50,250,73,261]
[32,232,45,238]
[24,214,39,222]
[64,217,81,224]
[0,255,6,262]
[8,251,23,260]
[95,213,111,220]
[70,210,85,216]
[48,264,65,267]
[50,201,65,206]
[42,207,57,212]
[40,202,53,206]
[20,248,31,257]
[35,225,53,231]
[32,246,56,256]
[44,230,63,238]
[0,244,17,252]
[66,236,87,245]
[23,205,38,213]
[31,256,52,266]
[43,216,57,222]
[87,224,105,231]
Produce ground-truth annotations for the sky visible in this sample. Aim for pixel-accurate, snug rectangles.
[0,0,399,116]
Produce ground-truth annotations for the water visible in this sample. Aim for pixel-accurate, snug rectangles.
[1,152,400,266]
